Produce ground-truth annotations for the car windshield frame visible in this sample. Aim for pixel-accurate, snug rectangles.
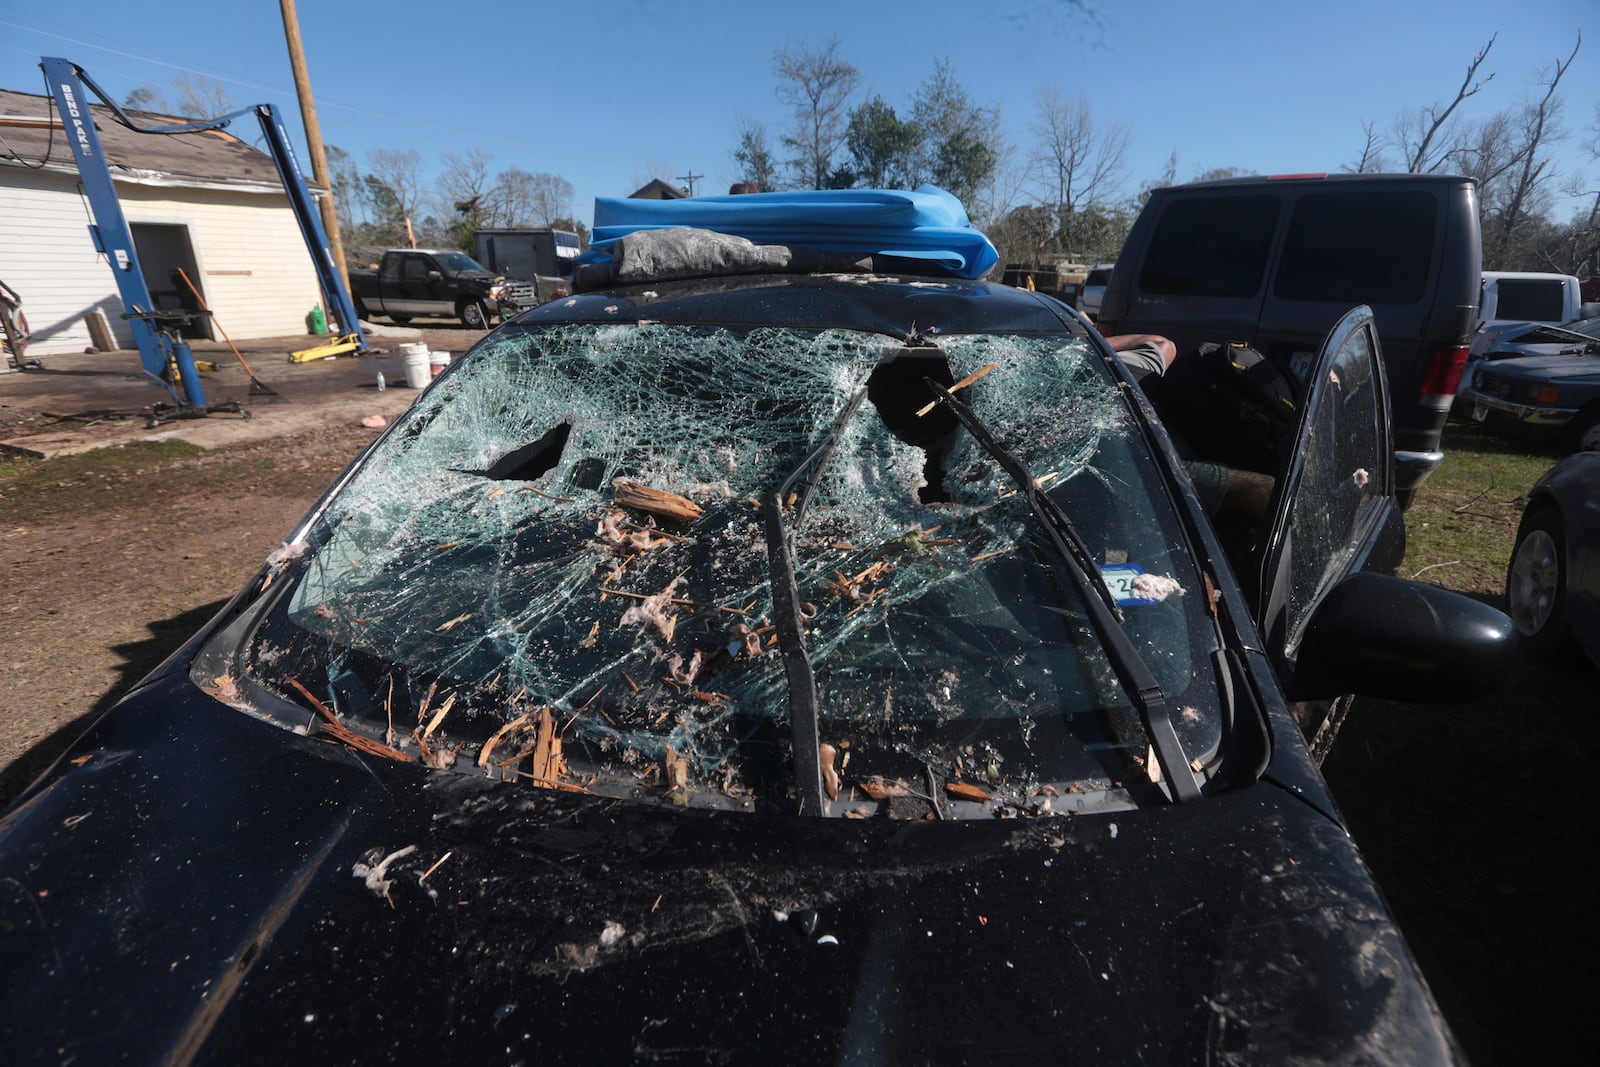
[213,312,1228,817]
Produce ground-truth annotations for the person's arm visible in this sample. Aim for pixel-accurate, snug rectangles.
[1104,333,1177,372]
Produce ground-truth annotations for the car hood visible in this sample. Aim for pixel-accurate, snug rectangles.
[460,270,528,285]
[0,677,1455,1065]
[1479,352,1600,383]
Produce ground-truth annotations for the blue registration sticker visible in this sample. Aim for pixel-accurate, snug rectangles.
[1099,563,1159,606]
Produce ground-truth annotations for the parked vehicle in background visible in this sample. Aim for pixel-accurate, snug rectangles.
[349,249,533,329]
[1507,451,1600,665]
[0,188,1512,1063]
[998,261,1083,302]
[474,228,581,308]
[1098,173,1482,506]
[1077,263,1113,318]
[1455,348,1600,451]
[1473,271,1584,356]
[1468,314,1600,363]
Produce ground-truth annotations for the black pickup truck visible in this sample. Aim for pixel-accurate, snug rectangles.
[349,249,534,329]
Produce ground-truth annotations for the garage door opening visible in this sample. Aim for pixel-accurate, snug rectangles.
[130,223,212,341]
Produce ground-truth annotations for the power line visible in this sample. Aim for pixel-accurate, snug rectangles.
[0,19,550,151]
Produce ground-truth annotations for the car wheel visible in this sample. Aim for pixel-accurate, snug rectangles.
[460,300,489,330]
[1505,505,1577,657]
[1566,406,1600,453]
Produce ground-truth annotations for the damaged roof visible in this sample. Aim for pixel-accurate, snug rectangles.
[0,86,298,192]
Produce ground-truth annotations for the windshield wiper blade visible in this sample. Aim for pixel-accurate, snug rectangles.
[764,388,872,817]
[924,379,1202,803]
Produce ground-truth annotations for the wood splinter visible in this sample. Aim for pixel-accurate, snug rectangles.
[612,479,703,523]
[915,362,1000,417]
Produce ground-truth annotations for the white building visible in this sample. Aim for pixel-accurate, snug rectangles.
[0,86,326,358]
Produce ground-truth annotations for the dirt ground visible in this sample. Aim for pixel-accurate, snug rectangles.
[0,323,478,795]
[1,327,1594,1064]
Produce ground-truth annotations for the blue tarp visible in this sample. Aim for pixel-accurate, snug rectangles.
[587,185,999,279]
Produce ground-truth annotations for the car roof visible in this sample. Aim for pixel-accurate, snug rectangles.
[510,270,1089,339]
[1156,172,1476,192]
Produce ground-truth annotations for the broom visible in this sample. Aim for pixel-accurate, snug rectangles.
[174,267,280,397]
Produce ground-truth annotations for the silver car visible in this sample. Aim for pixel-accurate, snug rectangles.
[1077,264,1113,319]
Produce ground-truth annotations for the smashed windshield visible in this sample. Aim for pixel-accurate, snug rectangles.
[226,321,1221,816]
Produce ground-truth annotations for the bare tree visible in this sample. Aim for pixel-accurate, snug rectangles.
[123,86,165,113]
[1570,105,1600,275]
[325,144,362,230]
[1344,122,1389,174]
[772,38,860,190]
[1395,35,1497,173]
[435,148,494,250]
[169,70,237,120]
[439,148,495,214]
[366,148,426,245]
[1136,151,1181,206]
[1487,33,1582,267]
[1029,87,1130,215]
[524,172,574,227]
[987,203,1059,268]
[487,166,539,227]
[968,140,1029,231]
[1452,112,1518,192]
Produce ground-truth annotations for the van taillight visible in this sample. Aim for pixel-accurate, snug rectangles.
[1421,344,1469,396]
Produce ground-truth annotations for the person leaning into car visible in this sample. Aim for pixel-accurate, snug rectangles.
[1104,333,1274,521]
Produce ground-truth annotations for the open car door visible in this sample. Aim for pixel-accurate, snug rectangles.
[1251,306,1402,741]
[1239,304,1513,756]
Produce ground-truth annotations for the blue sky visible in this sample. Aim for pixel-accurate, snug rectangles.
[3,1,1594,223]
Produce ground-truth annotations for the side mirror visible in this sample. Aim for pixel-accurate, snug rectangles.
[427,270,443,282]
[1291,571,1513,703]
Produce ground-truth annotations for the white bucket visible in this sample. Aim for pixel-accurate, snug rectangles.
[400,342,431,388]
[429,351,451,378]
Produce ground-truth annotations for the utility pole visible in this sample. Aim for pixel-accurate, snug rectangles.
[677,170,704,196]
[278,0,350,293]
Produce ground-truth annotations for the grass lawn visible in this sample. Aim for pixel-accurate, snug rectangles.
[1323,417,1594,1067]
[1398,419,1565,595]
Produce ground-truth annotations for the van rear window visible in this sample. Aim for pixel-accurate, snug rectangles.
[1493,279,1567,322]
[1276,191,1436,304]
[1139,196,1278,297]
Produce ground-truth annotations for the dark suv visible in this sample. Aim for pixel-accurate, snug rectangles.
[1098,173,1482,503]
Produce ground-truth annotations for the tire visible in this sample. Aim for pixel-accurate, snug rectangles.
[459,299,489,330]
[1505,505,1577,658]
[1565,405,1600,453]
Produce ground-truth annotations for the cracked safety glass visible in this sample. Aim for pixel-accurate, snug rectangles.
[230,322,1222,815]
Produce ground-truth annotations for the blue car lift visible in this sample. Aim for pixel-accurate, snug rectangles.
[39,57,366,419]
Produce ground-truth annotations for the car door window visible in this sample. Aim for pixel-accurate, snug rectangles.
[1279,316,1387,649]
[401,257,430,283]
